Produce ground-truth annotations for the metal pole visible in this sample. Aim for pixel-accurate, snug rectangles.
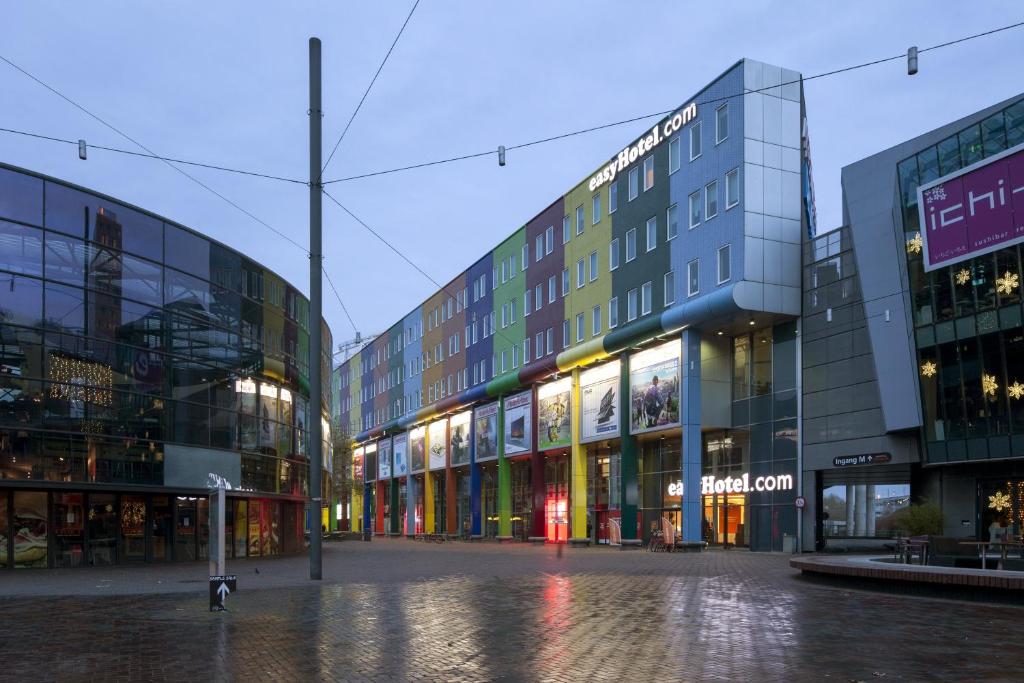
[308,36,323,581]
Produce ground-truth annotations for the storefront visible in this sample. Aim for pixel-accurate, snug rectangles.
[503,390,533,540]
[474,402,500,538]
[376,438,392,535]
[580,361,622,544]
[427,419,447,534]
[449,411,472,537]
[408,426,426,534]
[392,433,409,535]
[537,378,572,542]
[639,436,683,544]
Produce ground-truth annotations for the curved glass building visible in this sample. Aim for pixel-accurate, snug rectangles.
[0,162,332,568]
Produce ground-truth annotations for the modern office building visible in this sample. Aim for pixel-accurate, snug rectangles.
[800,93,1024,550]
[335,59,813,551]
[0,163,333,568]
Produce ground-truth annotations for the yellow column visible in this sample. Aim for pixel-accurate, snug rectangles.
[570,367,588,542]
[424,429,435,533]
[352,488,362,532]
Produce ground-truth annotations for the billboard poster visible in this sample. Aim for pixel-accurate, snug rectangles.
[503,390,533,456]
[352,446,364,484]
[409,427,426,473]
[474,402,499,462]
[580,360,621,443]
[537,378,572,451]
[918,143,1024,271]
[393,433,408,477]
[428,419,447,471]
[378,437,392,480]
[629,341,680,435]
[449,411,471,466]
[364,442,377,483]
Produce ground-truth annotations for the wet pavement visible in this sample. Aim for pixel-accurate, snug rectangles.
[3,540,1023,681]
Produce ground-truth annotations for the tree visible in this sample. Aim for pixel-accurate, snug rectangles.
[331,419,353,530]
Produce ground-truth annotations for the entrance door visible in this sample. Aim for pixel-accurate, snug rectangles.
[702,493,746,546]
[544,455,569,543]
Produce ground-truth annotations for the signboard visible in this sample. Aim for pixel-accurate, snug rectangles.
[537,377,571,451]
[629,341,680,435]
[917,143,1024,271]
[378,438,392,480]
[209,574,237,611]
[832,453,892,468]
[428,419,448,471]
[794,496,806,509]
[409,427,426,473]
[364,442,377,483]
[700,472,794,494]
[474,402,499,462]
[503,390,533,456]
[352,446,364,484]
[393,433,408,477]
[449,411,471,467]
[580,360,620,443]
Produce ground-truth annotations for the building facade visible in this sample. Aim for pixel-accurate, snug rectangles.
[336,59,812,551]
[800,94,1024,550]
[0,163,333,568]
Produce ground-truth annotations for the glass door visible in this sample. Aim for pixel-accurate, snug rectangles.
[120,495,147,562]
[702,493,746,547]
[151,496,172,561]
[175,497,197,561]
[87,493,118,566]
[544,455,568,543]
[52,493,84,568]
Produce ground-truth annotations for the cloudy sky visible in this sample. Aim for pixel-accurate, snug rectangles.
[2,2,1021,348]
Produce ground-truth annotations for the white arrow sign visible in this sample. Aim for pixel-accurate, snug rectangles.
[217,582,230,603]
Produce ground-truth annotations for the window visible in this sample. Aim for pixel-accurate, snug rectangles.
[690,121,702,160]
[576,313,585,342]
[535,332,543,360]
[501,303,508,328]
[668,136,681,173]
[576,258,585,288]
[626,228,637,262]
[545,226,554,254]
[510,298,517,324]
[627,288,638,321]
[592,194,601,224]
[609,181,618,213]
[535,284,542,311]
[641,281,652,315]
[718,244,731,284]
[705,180,718,219]
[646,217,657,252]
[592,305,601,336]
[715,104,728,143]
[589,250,598,282]
[501,350,507,373]
[546,328,554,354]
[548,275,556,303]
[535,235,543,261]
[609,239,620,270]
[524,292,531,316]
[522,243,529,269]
[642,155,654,191]
[576,205,585,235]
[667,204,678,240]
[562,215,571,244]
[524,338,530,363]
[628,167,639,200]
[510,254,517,277]
[562,320,570,348]
[689,191,701,228]
[664,271,675,306]
[726,168,739,208]
[512,345,519,369]
[688,259,699,296]
[608,297,618,328]
[492,268,498,290]
[561,268,569,296]
[501,260,508,283]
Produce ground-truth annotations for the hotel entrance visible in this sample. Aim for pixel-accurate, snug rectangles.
[702,493,746,547]
[544,455,569,543]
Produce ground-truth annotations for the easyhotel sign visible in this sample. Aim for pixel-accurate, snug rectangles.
[588,102,698,192]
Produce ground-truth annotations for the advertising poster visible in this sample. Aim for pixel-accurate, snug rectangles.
[364,442,377,483]
[537,378,571,451]
[393,433,408,477]
[409,427,426,473]
[503,390,533,456]
[378,438,392,480]
[629,341,680,435]
[449,411,471,466]
[428,419,448,471]
[474,402,499,462]
[580,360,621,442]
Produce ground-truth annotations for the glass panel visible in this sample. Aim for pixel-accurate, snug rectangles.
[981,113,1007,157]
[234,499,248,558]
[936,135,961,176]
[248,499,261,556]
[0,168,43,225]
[52,492,85,568]
[175,496,197,561]
[822,484,910,538]
[916,146,940,185]
[13,491,47,568]
[166,223,211,280]
[198,497,210,561]
[152,496,172,561]
[87,493,118,566]
[0,491,7,567]
[44,282,86,335]
[0,221,43,276]
[733,335,750,400]
[752,329,772,396]
[120,494,147,562]
[959,125,983,167]
[0,274,43,327]
[1006,100,1024,148]
[44,182,89,237]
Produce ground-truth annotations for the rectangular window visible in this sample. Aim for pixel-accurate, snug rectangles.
[535,284,543,311]
[562,215,571,244]
[524,338,530,363]
[718,244,731,284]
[608,297,618,328]
[501,260,508,283]
[592,305,601,336]
[627,288,638,321]
[609,239,620,270]
[510,254,517,277]
[546,328,553,355]
[626,228,636,262]
[510,298,517,323]
[690,121,702,160]
[589,250,598,282]
[641,281,652,315]
[609,181,618,213]
[705,180,718,219]
[688,259,699,296]
[726,168,739,208]
[522,243,529,270]
[592,194,601,224]
[667,204,678,240]
[576,205,585,235]
[512,345,519,369]
[646,217,657,252]
[628,167,639,200]
[562,320,570,348]
[664,271,675,306]
[535,235,543,262]
[642,155,654,191]
[548,275,556,303]
[668,136,681,173]
[492,267,498,290]
[576,258,585,288]
[545,226,554,254]
[689,191,701,228]
[561,268,569,296]
[715,104,728,144]
[501,350,507,373]
[576,313,585,342]
[524,292,531,316]
[535,332,543,360]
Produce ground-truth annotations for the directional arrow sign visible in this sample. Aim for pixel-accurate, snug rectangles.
[209,575,237,612]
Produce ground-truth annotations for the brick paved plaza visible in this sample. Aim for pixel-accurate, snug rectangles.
[3,540,1023,682]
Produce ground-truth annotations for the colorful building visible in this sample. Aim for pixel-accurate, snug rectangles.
[335,59,813,551]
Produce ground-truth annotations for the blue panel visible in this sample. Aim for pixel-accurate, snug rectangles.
[681,329,702,543]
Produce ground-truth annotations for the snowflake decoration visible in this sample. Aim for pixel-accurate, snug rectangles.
[996,271,1019,296]
[920,360,937,377]
[1010,381,1024,400]
[925,186,947,203]
[906,233,922,255]
[989,491,1011,512]
[955,268,971,286]
[983,373,999,398]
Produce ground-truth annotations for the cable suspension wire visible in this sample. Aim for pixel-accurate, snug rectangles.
[323,265,359,334]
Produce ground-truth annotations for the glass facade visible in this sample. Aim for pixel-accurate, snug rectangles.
[0,164,331,567]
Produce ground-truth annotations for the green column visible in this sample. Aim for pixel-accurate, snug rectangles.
[619,350,639,541]
[497,396,512,539]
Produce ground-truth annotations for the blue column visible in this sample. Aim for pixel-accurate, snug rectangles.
[470,411,482,536]
[681,329,702,543]
[363,481,372,536]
